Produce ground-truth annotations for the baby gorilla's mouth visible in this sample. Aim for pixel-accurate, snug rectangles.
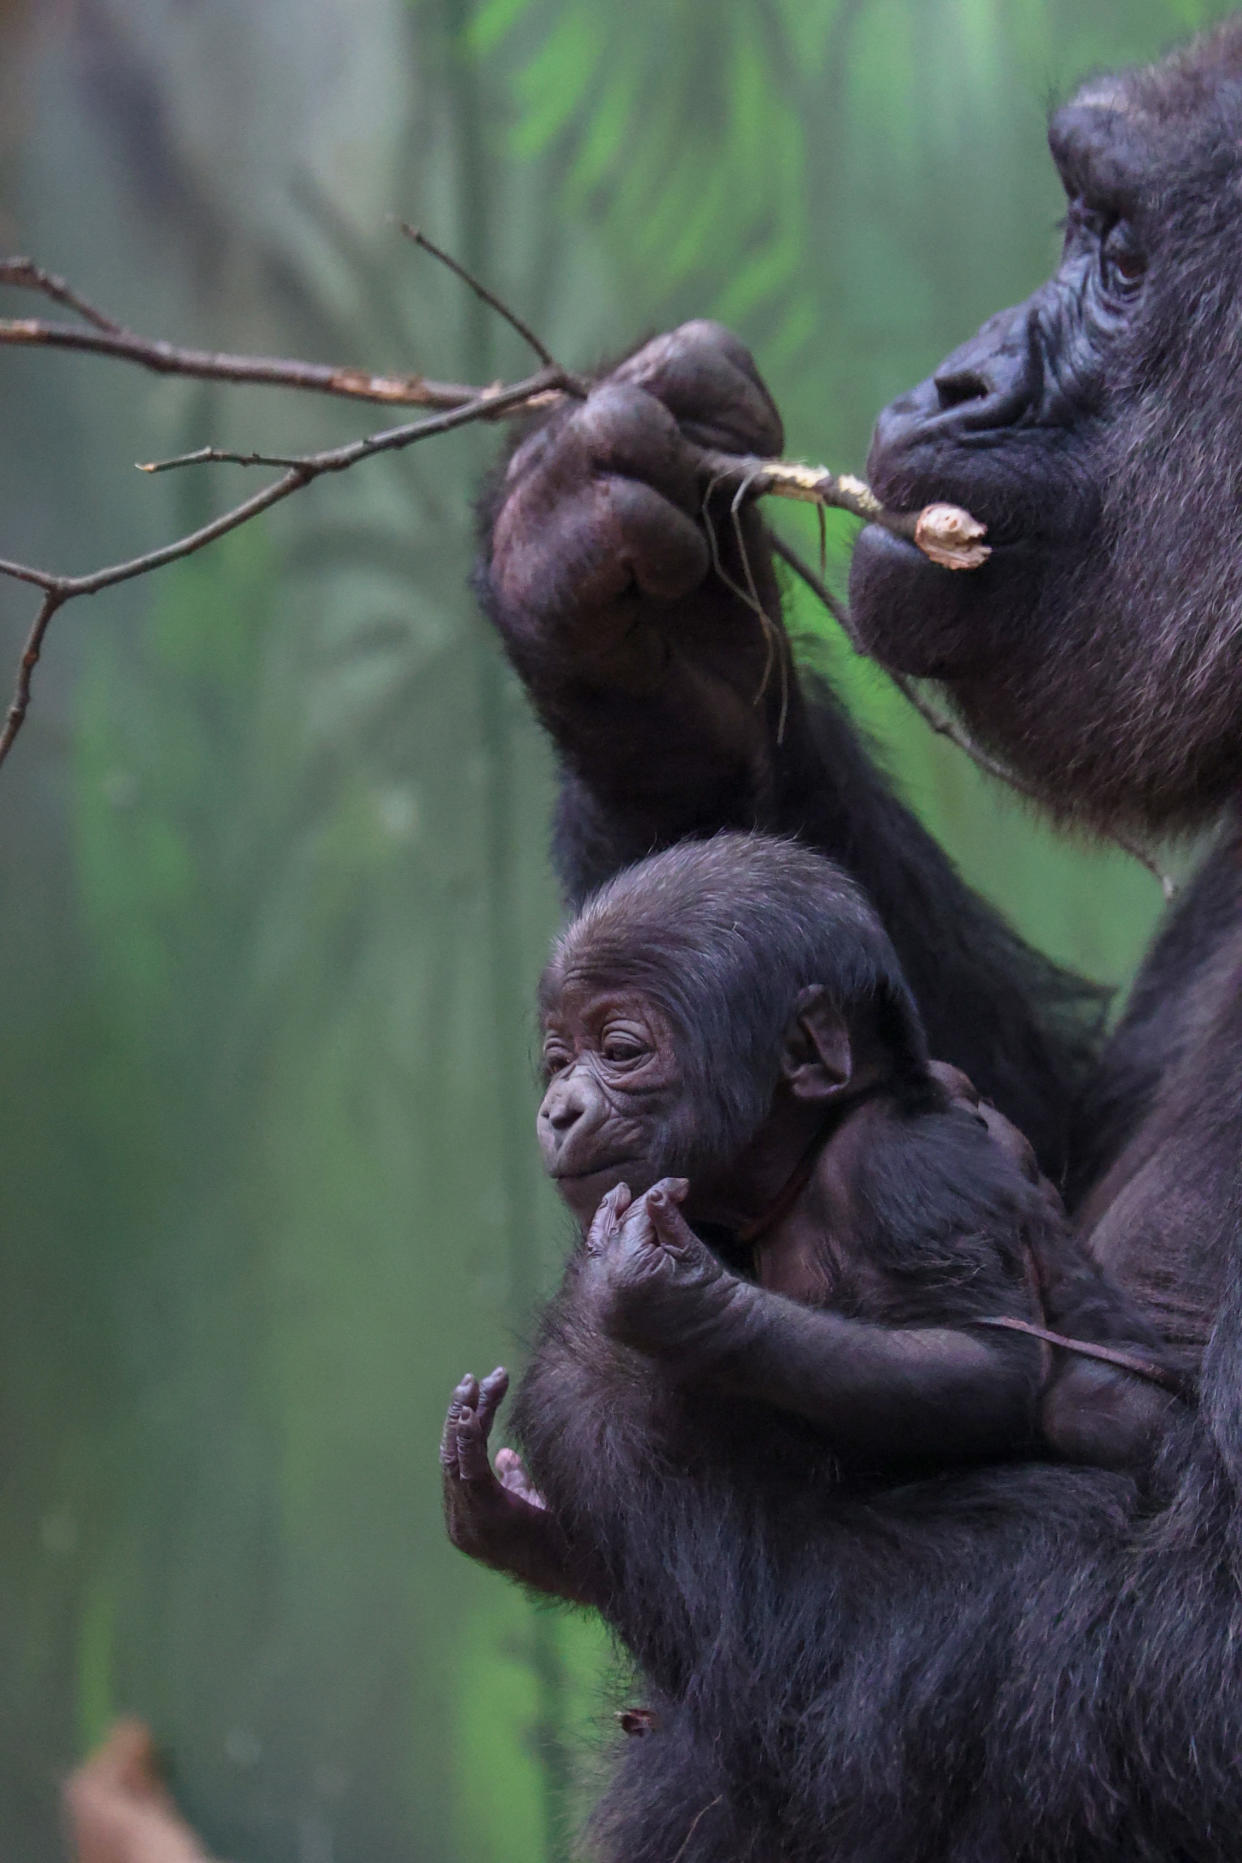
[552,1157,639,1183]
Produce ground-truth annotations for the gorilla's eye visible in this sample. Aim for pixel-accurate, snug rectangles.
[1101,220,1146,292]
[602,1030,650,1065]
[542,1040,572,1078]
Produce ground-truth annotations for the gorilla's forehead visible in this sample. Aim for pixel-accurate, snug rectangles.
[1110,21,1242,131]
[1056,22,1242,165]
[1053,48,1242,201]
[1047,96,1150,205]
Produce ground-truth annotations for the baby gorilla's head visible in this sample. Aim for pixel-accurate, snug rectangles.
[536,833,930,1226]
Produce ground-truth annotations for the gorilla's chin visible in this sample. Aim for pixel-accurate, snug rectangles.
[846,523,1013,680]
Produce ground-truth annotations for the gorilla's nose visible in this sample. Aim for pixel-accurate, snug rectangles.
[871,304,1038,464]
[540,1075,588,1134]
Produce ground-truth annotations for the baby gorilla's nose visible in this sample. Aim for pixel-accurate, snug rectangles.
[540,1073,589,1134]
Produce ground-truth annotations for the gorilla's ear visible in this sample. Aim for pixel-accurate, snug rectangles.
[779,985,853,1102]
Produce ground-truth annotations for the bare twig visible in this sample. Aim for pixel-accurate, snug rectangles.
[773,535,1176,898]
[399,222,577,380]
[0,257,122,332]
[0,257,531,412]
[0,364,567,766]
[770,529,857,642]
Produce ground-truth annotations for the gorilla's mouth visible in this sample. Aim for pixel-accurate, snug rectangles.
[551,1157,639,1184]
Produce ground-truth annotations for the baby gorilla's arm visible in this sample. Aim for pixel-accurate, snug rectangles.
[931,1061,1189,1470]
[589,1181,1041,1464]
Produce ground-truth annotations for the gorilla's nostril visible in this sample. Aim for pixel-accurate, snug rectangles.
[934,369,991,412]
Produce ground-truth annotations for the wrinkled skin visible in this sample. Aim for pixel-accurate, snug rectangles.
[537,985,690,1226]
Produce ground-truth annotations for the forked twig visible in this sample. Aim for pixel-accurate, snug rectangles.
[0,365,565,763]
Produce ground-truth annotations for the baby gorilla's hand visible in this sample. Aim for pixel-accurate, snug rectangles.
[584,1178,744,1364]
[441,1369,552,1576]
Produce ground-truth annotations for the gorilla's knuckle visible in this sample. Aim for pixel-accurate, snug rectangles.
[671,318,752,365]
[574,382,679,459]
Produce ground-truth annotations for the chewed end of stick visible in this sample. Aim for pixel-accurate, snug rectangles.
[913,501,992,570]
[743,458,990,572]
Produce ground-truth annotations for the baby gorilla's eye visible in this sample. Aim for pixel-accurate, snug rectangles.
[601,1032,650,1065]
[542,1043,571,1078]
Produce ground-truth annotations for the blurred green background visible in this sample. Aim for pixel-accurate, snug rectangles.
[0,1,1229,1856]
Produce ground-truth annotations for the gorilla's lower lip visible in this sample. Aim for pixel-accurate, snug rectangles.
[551,1159,637,1183]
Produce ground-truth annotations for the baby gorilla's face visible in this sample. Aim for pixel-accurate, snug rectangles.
[538,981,689,1226]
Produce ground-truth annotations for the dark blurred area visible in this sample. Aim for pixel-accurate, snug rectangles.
[0,2,1225,1857]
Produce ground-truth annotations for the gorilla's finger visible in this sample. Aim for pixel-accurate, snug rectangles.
[928,1060,980,1107]
[454,1404,493,1483]
[440,1406,462,1475]
[976,1100,1043,1184]
[647,1181,696,1255]
[608,477,712,601]
[587,1182,633,1254]
[440,1373,481,1473]
[494,475,708,622]
[476,1367,510,1432]
[496,1448,549,1510]
[614,321,784,457]
[572,383,706,512]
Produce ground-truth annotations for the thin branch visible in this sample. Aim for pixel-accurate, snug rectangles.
[770,529,858,643]
[0,255,536,412]
[0,364,567,767]
[137,445,313,474]
[399,222,581,383]
[0,257,122,332]
[773,535,1177,899]
[0,309,515,409]
[0,591,65,763]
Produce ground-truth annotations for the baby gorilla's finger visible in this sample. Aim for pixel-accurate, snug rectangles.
[586,1182,633,1254]
[496,1448,548,1510]
[613,321,784,457]
[454,1404,493,1483]
[476,1367,510,1432]
[440,1373,481,1472]
[646,1179,695,1254]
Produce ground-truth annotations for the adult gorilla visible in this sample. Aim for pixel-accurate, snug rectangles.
[473,17,1242,1856]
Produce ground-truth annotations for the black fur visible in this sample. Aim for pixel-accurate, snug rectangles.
[515,1278,1173,1863]
[472,19,1242,1857]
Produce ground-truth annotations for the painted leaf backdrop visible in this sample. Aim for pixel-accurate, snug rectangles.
[0,0,1229,1857]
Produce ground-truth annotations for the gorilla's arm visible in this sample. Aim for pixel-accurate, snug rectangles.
[584,1182,1045,1465]
[477,324,1104,1181]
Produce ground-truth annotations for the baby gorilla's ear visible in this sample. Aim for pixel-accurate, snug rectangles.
[779,985,853,1101]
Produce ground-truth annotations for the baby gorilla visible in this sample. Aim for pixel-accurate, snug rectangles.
[444,834,1184,1592]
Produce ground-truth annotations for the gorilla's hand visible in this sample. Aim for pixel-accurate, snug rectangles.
[484,322,786,733]
[441,1368,580,1599]
[584,1178,745,1365]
